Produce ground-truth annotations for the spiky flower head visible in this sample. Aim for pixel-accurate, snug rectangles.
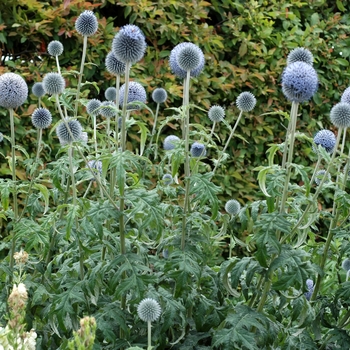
[112,24,147,64]
[236,92,257,112]
[287,47,313,66]
[341,86,350,104]
[105,87,117,101]
[31,108,52,129]
[42,72,65,95]
[313,129,336,153]
[32,82,45,98]
[0,132,3,142]
[281,61,318,103]
[80,131,88,143]
[330,102,350,129]
[56,119,82,143]
[314,170,331,186]
[105,51,126,75]
[169,42,205,79]
[47,40,64,56]
[225,199,241,216]
[75,10,98,37]
[100,101,116,118]
[304,279,314,300]
[0,72,28,109]
[208,105,225,122]
[87,160,102,181]
[163,135,180,150]
[119,81,147,110]
[152,88,167,104]
[177,43,202,71]
[137,298,161,322]
[86,99,101,117]
[190,142,206,157]
[342,258,350,272]
[162,174,173,185]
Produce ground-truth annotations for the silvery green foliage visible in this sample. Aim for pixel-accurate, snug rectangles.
[47,40,64,56]
[152,88,167,104]
[342,259,350,272]
[287,47,313,66]
[119,81,147,110]
[75,10,98,37]
[0,72,28,109]
[87,160,102,181]
[162,174,173,185]
[32,82,45,98]
[86,99,101,117]
[112,24,147,64]
[236,92,257,112]
[330,102,350,128]
[304,279,314,300]
[105,87,117,101]
[163,135,180,150]
[314,170,331,186]
[281,61,318,103]
[137,298,161,322]
[105,51,126,75]
[225,199,241,215]
[42,72,65,95]
[56,119,82,143]
[169,42,205,79]
[177,44,202,71]
[341,86,350,104]
[31,108,52,129]
[313,130,336,153]
[208,105,225,122]
[190,142,206,157]
[0,132,3,142]
[100,101,116,118]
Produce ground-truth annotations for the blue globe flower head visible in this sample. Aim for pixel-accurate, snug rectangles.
[87,160,102,181]
[31,108,52,129]
[304,279,314,301]
[281,61,318,103]
[47,40,64,56]
[43,72,65,95]
[75,10,98,37]
[314,170,331,186]
[225,199,241,216]
[208,105,225,122]
[32,82,45,98]
[86,99,101,117]
[105,87,117,101]
[100,101,117,118]
[163,135,180,150]
[313,129,336,153]
[119,81,147,110]
[342,258,350,272]
[177,44,202,71]
[112,24,147,64]
[152,88,167,104]
[162,174,173,185]
[190,142,206,157]
[341,86,350,104]
[169,42,205,79]
[0,73,28,109]
[236,92,256,112]
[105,51,126,76]
[330,102,350,129]
[137,298,162,322]
[287,47,313,66]
[56,118,83,144]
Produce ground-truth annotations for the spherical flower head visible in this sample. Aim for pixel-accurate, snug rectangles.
[169,42,205,79]
[281,61,318,103]
[105,87,117,101]
[330,102,350,129]
[314,170,331,186]
[313,129,336,153]
[190,142,206,157]
[0,132,3,142]
[86,99,101,117]
[87,160,102,181]
[100,101,116,118]
[43,72,65,95]
[112,24,147,64]
[137,298,161,322]
[177,44,202,71]
[208,105,225,122]
[32,82,45,98]
[152,88,167,104]
[163,135,180,150]
[47,40,64,56]
[31,108,52,129]
[162,174,173,185]
[75,10,98,37]
[105,51,126,76]
[304,279,314,300]
[341,86,350,104]
[225,199,241,215]
[0,72,28,109]
[287,47,313,66]
[56,118,82,143]
[236,92,256,112]
[342,258,350,272]
[119,81,147,110]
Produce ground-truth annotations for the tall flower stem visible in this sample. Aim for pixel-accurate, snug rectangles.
[147,103,160,152]
[147,321,152,349]
[114,74,121,143]
[93,115,98,155]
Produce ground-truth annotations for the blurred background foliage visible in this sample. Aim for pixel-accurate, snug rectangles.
[1,0,350,202]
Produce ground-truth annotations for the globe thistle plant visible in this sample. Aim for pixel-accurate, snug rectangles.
[314,170,331,186]
[313,129,336,153]
[163,135,180,150]
[152,88,167,104]
[100,101,117,118]
[32,82,45,98]
[287,47,313,66]
[87,160,102,181]
[190,142,206,157]
[105,51,126,76]
[105,87,117,101]
[0,73,28,109]
[42,72,65,95]
[341,86,350,104]
[304,279,314,301]
[31,108,52,129]
[236,92,257,112]
[225,199,241,216]
[75,10,98,37]
[177,44,202,71]
[330,102,350,129]
[208,105,225,123]
[119,81,147,110]
[86,99,101,117]
[162,174,173,185]
[137,298,161,322]
[56,119,83,144]
[47,40,64,57]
